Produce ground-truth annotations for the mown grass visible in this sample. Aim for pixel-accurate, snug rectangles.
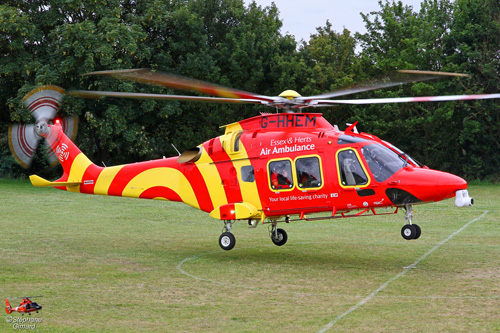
[0,179,499,331]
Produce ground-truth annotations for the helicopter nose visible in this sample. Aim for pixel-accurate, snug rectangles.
[386,168,468,205]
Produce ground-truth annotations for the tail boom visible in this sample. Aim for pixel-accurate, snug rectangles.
[30,122,259,215]
[30,123,211,211]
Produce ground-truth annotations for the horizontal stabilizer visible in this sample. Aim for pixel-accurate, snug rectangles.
[29,175,81,188]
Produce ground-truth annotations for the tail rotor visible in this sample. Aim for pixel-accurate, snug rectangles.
[5,299,12,314]
[8,86,78,168]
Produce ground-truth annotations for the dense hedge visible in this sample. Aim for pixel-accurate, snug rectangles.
[1,0,499,181]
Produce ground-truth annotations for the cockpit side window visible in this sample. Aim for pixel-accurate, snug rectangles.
[361,143,405,182]
[337,149,369,186]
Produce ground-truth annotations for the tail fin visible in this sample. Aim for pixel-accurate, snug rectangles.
[30,121,100,189]
[5,299,12,314]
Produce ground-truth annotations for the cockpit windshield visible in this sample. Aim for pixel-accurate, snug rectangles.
[361,143,405,182]
[384,141,424,167]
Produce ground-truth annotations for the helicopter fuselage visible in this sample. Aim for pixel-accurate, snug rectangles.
[35,112,469,224]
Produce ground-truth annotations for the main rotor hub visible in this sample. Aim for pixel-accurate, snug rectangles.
[278,90,301,100]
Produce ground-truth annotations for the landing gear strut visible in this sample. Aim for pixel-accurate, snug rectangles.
[401,204,421,240]
[219,221,236,250]
[269,222,288,246]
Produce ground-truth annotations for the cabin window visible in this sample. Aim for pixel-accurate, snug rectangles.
[296,156,322,188]
[337,149,368,186]
[269,160,293,190]
[241,165,255,182]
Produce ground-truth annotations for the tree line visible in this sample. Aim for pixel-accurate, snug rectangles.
[1,0,499,181]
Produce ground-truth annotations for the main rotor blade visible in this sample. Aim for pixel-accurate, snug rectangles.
[314,93,500,106]
[68,90,268,104]
[298,70,470,102]
[85,69,279,103]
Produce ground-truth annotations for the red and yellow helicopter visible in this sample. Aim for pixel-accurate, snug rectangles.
[10,69,498,250]
[5,297,42,315]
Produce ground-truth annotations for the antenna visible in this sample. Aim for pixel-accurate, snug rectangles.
[171,143,181,156]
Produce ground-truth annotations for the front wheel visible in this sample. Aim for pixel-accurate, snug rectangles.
[401,225,417,240]
[271,228,288,246]
[219,232,236,250]
[413,224,421,239]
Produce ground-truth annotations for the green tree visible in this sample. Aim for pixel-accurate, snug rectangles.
[138,0,299,154]
[444,0,500,179]
[0,0,299,175]
[353,0,500,179]
[297,21,364,127]
[2,0,500,181]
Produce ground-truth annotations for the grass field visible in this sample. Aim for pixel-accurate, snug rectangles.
[1,179,499,332]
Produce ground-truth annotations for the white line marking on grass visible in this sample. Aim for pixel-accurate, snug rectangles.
[177,225,497,301]
[317,210,489,333]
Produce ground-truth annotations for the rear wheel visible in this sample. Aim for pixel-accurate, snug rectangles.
[271,228,288,246]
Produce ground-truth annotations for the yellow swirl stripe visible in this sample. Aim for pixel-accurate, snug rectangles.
[123,168,199,209]
[195,146,228,209]
[66,153,93,193]
[94,165,126,196]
